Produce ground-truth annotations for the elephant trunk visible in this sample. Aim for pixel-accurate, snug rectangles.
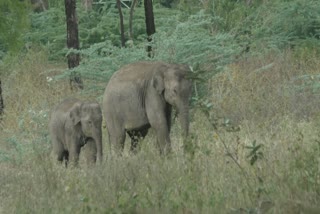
[178,104,189,138]
[93,129,103,163]
[178,101,193,155]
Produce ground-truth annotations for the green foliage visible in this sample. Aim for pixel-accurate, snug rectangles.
[241,0,320,53]
[25,1,148,60]
[78,1,146,47]
[55,41,148,91]
[209,0,259,31]
[154,10,241,69]
[4,0,320,65]
[47,0,65,8]
[191,0,320,56]
[26,8,66,60]
[0,107,50,164]
[245,140,263,166]
[0,0,30,57]
[152,10,242,103]
[293,37,320,61]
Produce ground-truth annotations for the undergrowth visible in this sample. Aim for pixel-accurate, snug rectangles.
[0,49,320,213]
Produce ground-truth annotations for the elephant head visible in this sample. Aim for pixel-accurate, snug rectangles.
[152,64,192,138]
[69,101,103,162]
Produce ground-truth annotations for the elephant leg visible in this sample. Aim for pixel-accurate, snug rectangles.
[147,111,171,155]
[155,127,171,155]
[52,138,67,166]
[63,151,69,167]
[108,127,126,155]
[68,144,81,167]
[165,104,172,133]
[127,130,139,152]
[83,138,97,165]
[128,128,149,153]
[56,149,64,163]
[55,150,69,167]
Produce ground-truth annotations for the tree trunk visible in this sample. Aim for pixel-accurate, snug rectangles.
[116,0,126,47]
[144,0,156,58]
[0,80,4,117]
[64,0,83,90]
[129,0,138,41]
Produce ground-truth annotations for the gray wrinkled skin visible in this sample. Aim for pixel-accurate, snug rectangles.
[102,61,192,155]
[49,98,103,166]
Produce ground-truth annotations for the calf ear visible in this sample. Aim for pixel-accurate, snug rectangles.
[152,71,165,95]
[69,102,82,125]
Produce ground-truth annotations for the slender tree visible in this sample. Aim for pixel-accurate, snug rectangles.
[116,0,126,47]
[129,0,138,41]
[144,0,156,57]
[64,0,83,90]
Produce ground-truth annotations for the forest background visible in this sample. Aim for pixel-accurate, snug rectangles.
[1,0,320,213]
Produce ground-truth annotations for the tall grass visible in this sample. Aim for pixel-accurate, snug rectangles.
[0,50,320,213]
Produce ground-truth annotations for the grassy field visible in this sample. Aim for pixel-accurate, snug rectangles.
[0,50,320,213]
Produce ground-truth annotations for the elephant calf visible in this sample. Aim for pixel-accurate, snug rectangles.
[103,61,192,155]
[49,98,103,167]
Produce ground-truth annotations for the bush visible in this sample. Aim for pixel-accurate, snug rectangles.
[0,0,30,58]
[241,0,320,53]
[26,8,67,60]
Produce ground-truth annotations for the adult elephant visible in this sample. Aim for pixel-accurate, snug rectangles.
[49,98,103,166]
[102,61,192,155]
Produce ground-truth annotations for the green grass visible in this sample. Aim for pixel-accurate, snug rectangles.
[0,50,320,213]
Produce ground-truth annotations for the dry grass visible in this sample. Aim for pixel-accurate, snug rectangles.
[0,50,320,213]
[210,50,320,129]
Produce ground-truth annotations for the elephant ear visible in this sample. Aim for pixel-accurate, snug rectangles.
[152,71,165,95]
[69,102,82,125]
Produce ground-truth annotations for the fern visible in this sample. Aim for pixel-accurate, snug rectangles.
[154,10,241,74]
[241,0,320,53]
[25,8,66,60]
